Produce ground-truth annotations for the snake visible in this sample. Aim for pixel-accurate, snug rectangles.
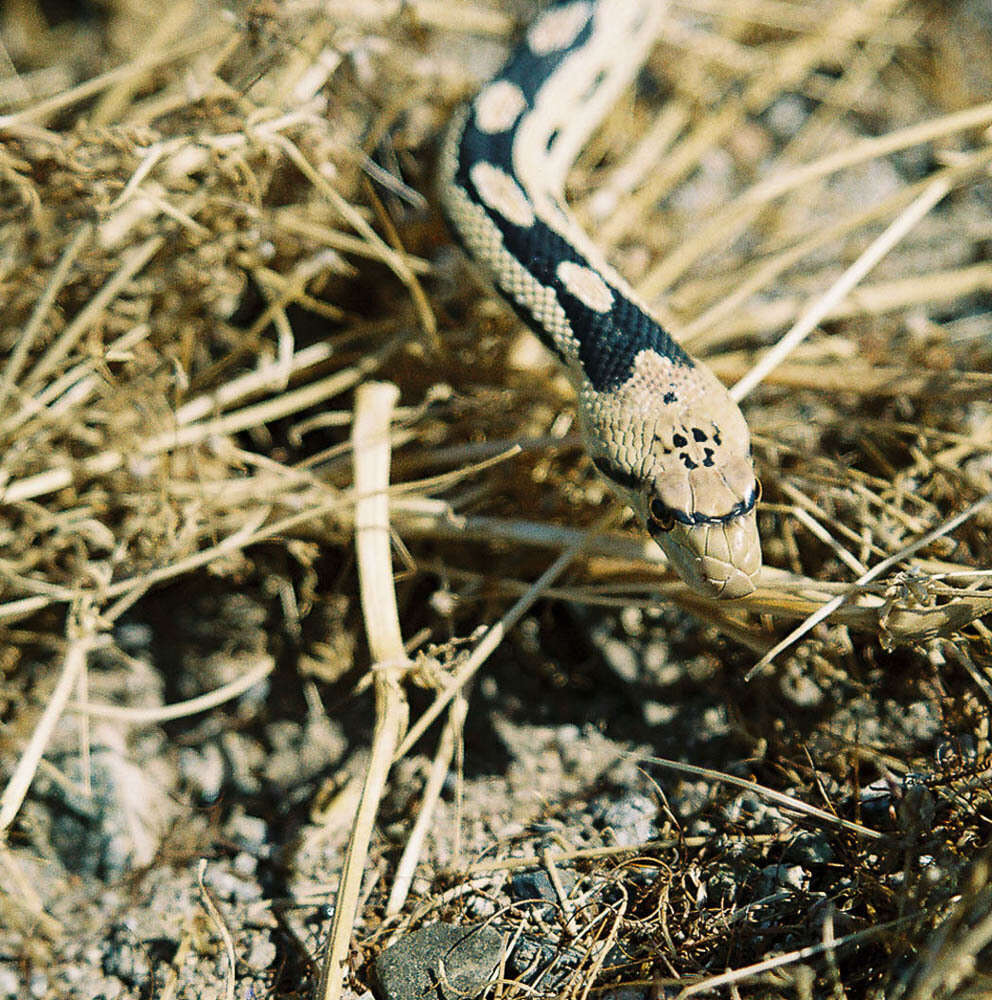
[438,0,761,598]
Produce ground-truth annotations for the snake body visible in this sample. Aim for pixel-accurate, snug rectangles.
[439,0,761,598]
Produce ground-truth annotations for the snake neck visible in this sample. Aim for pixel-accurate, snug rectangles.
[439,0,690,394]
[439,0,762,597]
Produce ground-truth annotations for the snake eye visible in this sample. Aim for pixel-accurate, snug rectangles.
[649,498,676,533]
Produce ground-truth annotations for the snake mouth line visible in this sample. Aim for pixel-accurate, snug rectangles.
[647,485,759,533]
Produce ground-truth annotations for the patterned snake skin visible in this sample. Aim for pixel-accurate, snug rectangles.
[439,0,761,598]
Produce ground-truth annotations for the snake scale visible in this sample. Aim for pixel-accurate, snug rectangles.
[439,0,761,598]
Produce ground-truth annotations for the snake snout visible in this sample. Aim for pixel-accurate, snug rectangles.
[656,508,761,599]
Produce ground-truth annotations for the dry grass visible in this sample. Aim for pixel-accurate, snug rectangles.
[2,0,992,997]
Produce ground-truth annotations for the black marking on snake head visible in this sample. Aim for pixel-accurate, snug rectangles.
[692,427,707,442]
[680,453,697,470]
[672,432,687,448]
[593,456,641,492]
[663,391,676,404]
[545,128,560,150]
[703,448,715,467]
[713,428,723,446]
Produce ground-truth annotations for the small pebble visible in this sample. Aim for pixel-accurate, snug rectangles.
[510,867,576,906]
[244,934,277,972]
[760,864,808,894]
[785,832,833,866]
[227,812,269,853]
[508,934,582,990]
[179,744,225,802]
[901,701,942,742]
[0,968,20,996]
[763,94,810,140]
[374,923,503,1000]
[593,793,658,847]
[207,868,263,904]
[779,663,824,708]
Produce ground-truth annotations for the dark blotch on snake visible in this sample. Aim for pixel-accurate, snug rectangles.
[455,93,695,392]
[593,456,642,492]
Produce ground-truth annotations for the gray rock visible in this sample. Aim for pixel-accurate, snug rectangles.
[510,868,576,904]
[785,832,834,866]
[373,923,503,1000]
[592,793,658,847]
[759,863,809,894]
[47,726,176,879]
[507,934,582,991]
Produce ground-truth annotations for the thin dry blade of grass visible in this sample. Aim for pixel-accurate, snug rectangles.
[673,915,918,999]
[68,657,275,726]
[730,173,952,402]
[196,859,237,1000]
[640,99,992,300]
[0,21,233,128]
[634,754,883,841]
[315,381,409,1000]
[0,603,98,833]
[748,490,992,678]
[385,692,468,916]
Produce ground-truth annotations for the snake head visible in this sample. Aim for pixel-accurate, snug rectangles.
[583,352,762,598]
